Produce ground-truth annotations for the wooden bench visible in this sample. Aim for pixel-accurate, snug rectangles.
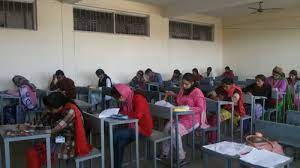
[255,120,300,148]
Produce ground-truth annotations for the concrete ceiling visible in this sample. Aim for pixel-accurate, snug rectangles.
[127,0,300,18]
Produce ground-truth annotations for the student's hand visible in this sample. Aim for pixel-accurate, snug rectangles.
[166,91,176,97]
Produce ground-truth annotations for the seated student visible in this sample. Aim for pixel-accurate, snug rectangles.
[203,67,215,79]
[192,68,203,81]
[25,92,92,168]
[243,74,272,119]
[145,68,163,87]
[208,78,245,143]
[50,70,76,99]
[130,70,146,89]
[110,84,153,168]
[265,66,287,122]
[170,69,182,86]
[161,73,208,162]
[4,75,38,124]
[90,69,112,108]
[222,66,235,79]
[286,70,299,110]
[294,81,300,110]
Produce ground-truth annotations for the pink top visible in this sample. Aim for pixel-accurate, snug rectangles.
[176,88,209,130]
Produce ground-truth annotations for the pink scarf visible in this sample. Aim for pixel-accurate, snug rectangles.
[114,84,134,115]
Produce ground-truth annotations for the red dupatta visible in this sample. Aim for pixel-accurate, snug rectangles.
[64,103,92,156]
[225,84,246,117]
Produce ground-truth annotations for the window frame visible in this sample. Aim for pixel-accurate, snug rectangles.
[73,6,150,37]
[169,20,214,42]
[0,0,38,31]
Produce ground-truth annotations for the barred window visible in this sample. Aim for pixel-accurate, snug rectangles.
[169,20,214,41]
[193,24,214,41]
[169,21,191,40]
[0,0,37,30]
[115,14,148,36]
[73,8,149,36]
[73,8,114,33]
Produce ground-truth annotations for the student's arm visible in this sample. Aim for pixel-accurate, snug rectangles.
[106,78,112,88]
[128,95,146,120]
[157,74,163,86]
[278,80,287,92]
[50,80,59,91]
[64,79,76,98]
[242,83,254,93]
[190,93,205,113]
[52,109,75,134]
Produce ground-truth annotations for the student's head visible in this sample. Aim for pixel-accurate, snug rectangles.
[222,78,234,91]
[192,68,199,75]
[95,69,105,79]
[289,70,298,80]
[173,69,181,77]
[145,68,153,77]
[43,92,70,113]
[225,66,231,72]
[207,67,212,73]
[136,70,144,78]
[181,73,196,90]
[12,75,29,87]
[111,84,133,103]
[255,74,266,87]
[55,70,65,81]
[272,66,283,80]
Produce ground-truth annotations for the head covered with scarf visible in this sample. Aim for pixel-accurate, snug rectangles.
[12,75,36,91]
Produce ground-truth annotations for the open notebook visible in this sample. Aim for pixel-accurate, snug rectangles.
[98,108,120,118]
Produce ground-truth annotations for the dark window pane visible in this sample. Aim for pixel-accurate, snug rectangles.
[115,14,148,36]
[193,24,214,41]
[169,21,192,40]
[0,0,36,30]
[73,8,114,33]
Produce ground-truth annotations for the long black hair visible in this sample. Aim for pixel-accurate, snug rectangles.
[43,92,81,112]
[182,73,198,95]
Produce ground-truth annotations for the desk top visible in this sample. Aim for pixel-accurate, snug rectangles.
[104,118,138,125]
[0,93,20,99]
[0,125,50,141]
[203,141,292,168]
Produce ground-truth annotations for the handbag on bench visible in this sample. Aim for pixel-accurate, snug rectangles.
[246,133,284,155]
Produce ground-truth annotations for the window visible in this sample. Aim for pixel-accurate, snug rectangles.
[73,8,149,36]
[73,8,114,33]
[115,14,148,36]
[0,0,37,30]
[169,20,214,41]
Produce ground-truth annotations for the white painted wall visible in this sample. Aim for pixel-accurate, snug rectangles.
[0,0,223,90]
[223,9,300,79]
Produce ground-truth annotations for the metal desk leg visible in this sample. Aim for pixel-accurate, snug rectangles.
[4,140,10,168]
[46,137,51,168]
[203,152,208,168]
[101,120,105,168]
[109,124,114,168]
[217,104,221,142]
[175,115,179,168]
[135,121,139,168]
[192,113,195,160]
[1,97,4,124]
[226,159,232,168]
[231,104,234,141]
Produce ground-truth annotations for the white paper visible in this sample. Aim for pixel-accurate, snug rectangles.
[204,141,253,157]
[155,100,174,108]
[240,148,291,168]
[98,108,120,118]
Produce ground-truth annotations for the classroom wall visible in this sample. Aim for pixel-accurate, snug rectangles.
[223,8,300,80]
[0,0,223,90]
